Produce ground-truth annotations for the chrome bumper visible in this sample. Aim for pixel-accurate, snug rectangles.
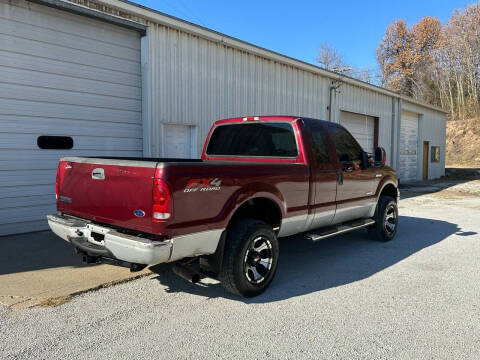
[47,214,171,264]
[47,214,223,265]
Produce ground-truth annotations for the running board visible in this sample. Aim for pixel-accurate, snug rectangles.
[306,218,375,241]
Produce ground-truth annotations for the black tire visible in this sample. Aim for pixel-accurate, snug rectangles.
[368,195,398,242]
[219,219,279,297]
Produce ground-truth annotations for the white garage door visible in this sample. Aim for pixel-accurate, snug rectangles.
[164,125,193,158]
[0,0,143,235]
[399,111,419,182]
[340,111,376,153]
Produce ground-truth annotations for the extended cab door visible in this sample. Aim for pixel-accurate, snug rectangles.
[301,119,338,230]
[327,123,377,224]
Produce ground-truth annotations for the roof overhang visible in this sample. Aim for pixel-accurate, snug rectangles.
[26,0,147,35]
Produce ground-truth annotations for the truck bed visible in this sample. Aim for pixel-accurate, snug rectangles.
[56,156,309,238]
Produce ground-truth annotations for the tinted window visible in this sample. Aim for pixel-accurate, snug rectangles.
[328,125,363,163]
[305,122,330,164]
[207,122,298,157]
[37,136,73,150]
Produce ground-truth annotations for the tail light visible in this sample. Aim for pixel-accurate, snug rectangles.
[152,179,171,221]
[55,161,69,202]
[55,166,60,200]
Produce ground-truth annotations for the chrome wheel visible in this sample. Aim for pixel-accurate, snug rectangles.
[243,236,273,284]
[384,204,397,235]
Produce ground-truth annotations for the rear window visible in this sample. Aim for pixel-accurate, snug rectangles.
[206,122,298,157]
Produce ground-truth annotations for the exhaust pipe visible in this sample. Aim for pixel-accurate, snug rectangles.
[172,263,201,284]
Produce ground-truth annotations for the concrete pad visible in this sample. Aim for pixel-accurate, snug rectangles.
[0,231,150,310]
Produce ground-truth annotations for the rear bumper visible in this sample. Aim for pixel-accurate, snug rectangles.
[47,214,223,265]
[47,214,171,264]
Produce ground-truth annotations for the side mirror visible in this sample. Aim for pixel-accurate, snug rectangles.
[374,147,386,167]
[361,151,369,169]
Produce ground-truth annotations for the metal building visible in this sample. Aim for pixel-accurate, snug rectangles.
[0,0,447,236]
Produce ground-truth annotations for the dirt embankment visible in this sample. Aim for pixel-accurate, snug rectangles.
[446,118,480,167]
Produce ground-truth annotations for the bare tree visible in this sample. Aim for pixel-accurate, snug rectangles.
[344,66,379,84]
[316,42,346,71]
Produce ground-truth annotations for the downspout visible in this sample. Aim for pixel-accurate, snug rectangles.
[328,86,334,122]
[328,81,339,122]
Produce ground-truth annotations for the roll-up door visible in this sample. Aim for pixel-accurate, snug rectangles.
[339,111,376,153]
[0,0,143,235]
[399,111,419,182]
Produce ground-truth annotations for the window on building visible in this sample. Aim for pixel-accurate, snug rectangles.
[431,146,440,163]
[327,124,364,164]
[206,122,298,157]
[37,136,73,150]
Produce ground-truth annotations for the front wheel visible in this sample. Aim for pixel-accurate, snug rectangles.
[368,195,398,242]
[219,219,279,297]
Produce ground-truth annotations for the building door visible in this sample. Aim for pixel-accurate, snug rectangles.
[340,111,377,154]
[0,0,142,236]
[423,141,429,180]
[164,124,193,158]
[400,111,419,182]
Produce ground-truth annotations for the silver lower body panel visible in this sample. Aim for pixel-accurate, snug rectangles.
[47,214,222,265]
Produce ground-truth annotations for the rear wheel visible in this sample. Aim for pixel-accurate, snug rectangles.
[219,219,279,297]
[368,195,398,242]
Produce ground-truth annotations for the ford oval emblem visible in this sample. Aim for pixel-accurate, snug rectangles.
[133,209,145,217]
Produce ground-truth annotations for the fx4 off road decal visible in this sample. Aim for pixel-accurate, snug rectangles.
[184,178,222,193]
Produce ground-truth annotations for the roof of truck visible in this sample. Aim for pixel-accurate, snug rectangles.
[214,116,336,126]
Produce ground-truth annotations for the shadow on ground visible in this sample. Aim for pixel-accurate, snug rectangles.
[151,215,466,303]
[0,231,95,275]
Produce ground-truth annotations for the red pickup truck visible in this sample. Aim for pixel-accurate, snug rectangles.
[48,116,399,297]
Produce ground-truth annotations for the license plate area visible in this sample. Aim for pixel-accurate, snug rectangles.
[85,224,109,245]
[91,232,105,243]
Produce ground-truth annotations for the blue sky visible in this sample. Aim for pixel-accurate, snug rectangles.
[134,0,469,70]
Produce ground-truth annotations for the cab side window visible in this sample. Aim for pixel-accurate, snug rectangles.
[327,125,363,164]
[305,121,330,164]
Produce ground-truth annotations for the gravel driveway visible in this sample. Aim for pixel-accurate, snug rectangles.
[1,184,479,359]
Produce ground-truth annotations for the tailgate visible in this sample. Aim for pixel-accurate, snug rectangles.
[57,157,157,233]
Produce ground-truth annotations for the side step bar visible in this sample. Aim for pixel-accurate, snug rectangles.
[306,218,375,241]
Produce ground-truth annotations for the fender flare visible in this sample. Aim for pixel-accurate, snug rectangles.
[220,182,286,228]
[376,178,399,202]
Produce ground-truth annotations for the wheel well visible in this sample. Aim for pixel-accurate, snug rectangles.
[228,198,282,231]
[201,198,282,276]
[380,183,398,202]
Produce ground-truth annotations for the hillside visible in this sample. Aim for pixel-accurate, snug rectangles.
[446,118,480,166]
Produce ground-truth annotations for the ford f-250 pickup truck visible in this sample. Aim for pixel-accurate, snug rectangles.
[48,116,399,297]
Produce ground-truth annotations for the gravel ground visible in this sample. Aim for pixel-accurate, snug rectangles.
[1,187,480,359]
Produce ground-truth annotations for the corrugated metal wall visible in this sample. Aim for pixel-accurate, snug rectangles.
[143,23,332,157]
[68,0,447,174]
[142,23,407,167]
